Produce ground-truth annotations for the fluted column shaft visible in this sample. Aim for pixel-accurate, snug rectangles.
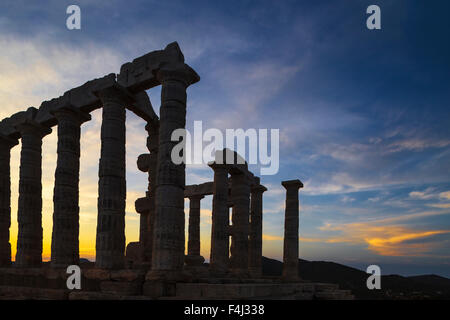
[15,120,51,267]
[282,179,303,280]
[188,195,203,256]
[230,173,251,274]
[151,65,199,273]
[51,107,91,267]
[0,135,18,267]
[96,86,130,269]
[249,185,266,277]
[209,164,229,273]
[143,122,159,265]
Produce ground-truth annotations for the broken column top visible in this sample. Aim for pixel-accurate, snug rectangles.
[281,179,304,189]
[118,41,199,92]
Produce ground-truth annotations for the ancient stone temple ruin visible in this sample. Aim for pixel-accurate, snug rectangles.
[0,43,353,300]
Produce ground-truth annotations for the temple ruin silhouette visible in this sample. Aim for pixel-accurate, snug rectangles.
[0,42,353,299]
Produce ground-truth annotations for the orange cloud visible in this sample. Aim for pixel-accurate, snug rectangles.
[320,221,450,257]
[263,234,283,241]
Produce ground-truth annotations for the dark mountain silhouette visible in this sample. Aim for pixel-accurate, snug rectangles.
[262,256,450,300]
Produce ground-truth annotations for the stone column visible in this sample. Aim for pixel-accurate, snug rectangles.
[0,135,18,267]
[249,183,267,277]
[229,172,251,275]
[186,195,204,265]
[143,121,159,265]
[281,179,303,280]
[15,120,51,267]
[50,106,91,268]
[150,64,199,275]
[95,85,133,269]
[209,163,229,273]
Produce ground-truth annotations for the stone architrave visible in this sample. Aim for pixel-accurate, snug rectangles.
[281,179,303,280]
[15,120,52,267]
[0,135,18,267]
[50,106,91,268]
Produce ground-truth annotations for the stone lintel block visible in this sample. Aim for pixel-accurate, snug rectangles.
[64,73,117,112]
[0,134,19,149]
[282,179,304,190]
[184,182,214,198]
[35,74,116,127]
[0,107,38,139]
[117,42,186,92]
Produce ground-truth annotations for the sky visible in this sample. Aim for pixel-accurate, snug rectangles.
[1,0,449,277]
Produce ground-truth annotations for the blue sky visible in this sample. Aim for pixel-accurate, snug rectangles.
[1,1,449,277]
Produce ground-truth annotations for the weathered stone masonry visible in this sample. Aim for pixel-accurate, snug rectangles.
[51,105,91,267]
[282,179,303,280]
[0,43,311,297]
[0,135,18,267]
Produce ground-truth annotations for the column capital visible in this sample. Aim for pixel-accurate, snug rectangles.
[282,179,304,190]
[0,134,19,149]
[251,184,267,194]
[156,63,200,87]
[94,83,135,105]
[50,104,91,124]
[188,194,205,201]
[15,119,52,138]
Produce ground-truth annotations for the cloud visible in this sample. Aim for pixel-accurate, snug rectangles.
[318,217,450,257]
[385,138,450,153]
[341,195,355,203]
[263,234,283,241]
[409,187,436,200]
[428,203,450,209]
[1,34,151,260]
[440,191,450,200]
[0,34,124,118]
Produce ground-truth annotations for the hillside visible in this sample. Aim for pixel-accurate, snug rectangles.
[262,257,450,299]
